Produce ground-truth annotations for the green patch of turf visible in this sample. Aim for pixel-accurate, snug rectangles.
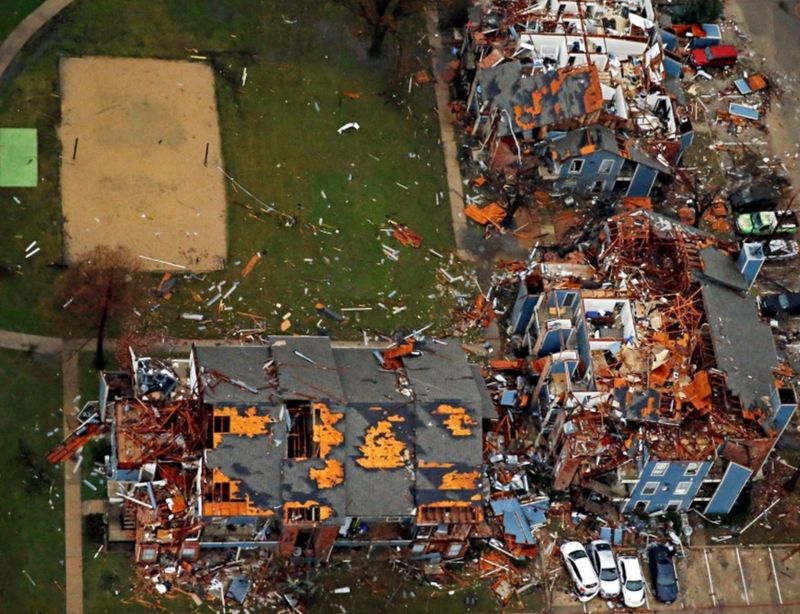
[0,0,454,339]
[0,349,64,611]
[0,0,43,41]
[0,127,37,187]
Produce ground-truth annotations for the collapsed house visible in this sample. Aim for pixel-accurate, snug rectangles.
[94,337,494,563]
[459,0,693,198]
[503,210,797,515]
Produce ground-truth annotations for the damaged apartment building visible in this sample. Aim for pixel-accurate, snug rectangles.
[504,210,797,515]
[89,336,495,563]
[459,0,692,198]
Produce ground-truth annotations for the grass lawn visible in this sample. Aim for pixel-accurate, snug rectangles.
[77,350,115,500]
[83,521,198,613]
[0,349,65,611]
[0,0,43,41]
[0,0,455,339]
[311,554,545,613]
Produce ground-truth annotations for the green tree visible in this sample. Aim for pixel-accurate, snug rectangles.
[676,0,724,24]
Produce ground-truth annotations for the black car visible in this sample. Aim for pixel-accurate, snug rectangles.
[729,182,782,214]
[648,544,678,604]
[759,293,800,318]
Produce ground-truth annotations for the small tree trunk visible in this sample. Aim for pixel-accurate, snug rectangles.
[94,277,113,369]
[368,23,388,57]
[786,464,800,493]
[95,303,108,369]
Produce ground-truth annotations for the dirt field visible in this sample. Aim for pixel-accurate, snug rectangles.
[59,57,227,271]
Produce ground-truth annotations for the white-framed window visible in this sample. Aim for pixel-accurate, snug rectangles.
[685,462,700,477]
[599,159,614,174]
[641,482,658,496]
[665,501,682,512]
[651,462,669,477]
[674,481,692,496]
[633,500,649,513]
[569,159,584,174]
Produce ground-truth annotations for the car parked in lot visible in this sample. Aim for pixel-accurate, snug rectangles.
[648,544,679,604]
[729,183,781,214]
[561,541,600,601]
[735,211,799,237]
[690,44,738,68]
[587,540,621,598]
[763,239,799,261]
[758,293,800,318]
[617,556,646,608]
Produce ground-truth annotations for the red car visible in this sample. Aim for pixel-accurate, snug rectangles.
[691,44,738,68]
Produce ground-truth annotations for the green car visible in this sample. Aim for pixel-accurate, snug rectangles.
[735,211,799,236]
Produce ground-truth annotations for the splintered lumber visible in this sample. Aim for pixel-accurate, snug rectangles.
[390,221,423,248]
[241,252,262,277]
[465,202,506,229]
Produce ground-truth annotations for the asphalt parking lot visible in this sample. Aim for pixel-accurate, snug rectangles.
[551,545,800,612]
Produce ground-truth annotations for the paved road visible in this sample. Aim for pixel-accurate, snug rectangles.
[727,0,800,191]
[0,0,74,79]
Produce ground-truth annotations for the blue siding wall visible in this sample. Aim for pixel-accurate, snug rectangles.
[510,284,538,335]
[538,328,569,357]
[774,404,796,434]
[627,166,658,197]
[556,151,623,193]
[576,322,591,377]
[704,462,753,515]
[623,460,711,513]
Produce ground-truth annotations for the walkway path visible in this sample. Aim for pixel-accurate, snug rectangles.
[0,0,74,78]
[424,9,475,263]
[61,340,83,614]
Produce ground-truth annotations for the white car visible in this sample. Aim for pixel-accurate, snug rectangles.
[588,539,621,598]
[561,541,600,601]
[617,555,646,608]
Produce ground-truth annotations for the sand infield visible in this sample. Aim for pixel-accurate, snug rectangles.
[59,57,227,271]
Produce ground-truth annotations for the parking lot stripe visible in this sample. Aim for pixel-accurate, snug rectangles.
[768,547,783,605]
[703,548,717,607]
[735,547,750,605]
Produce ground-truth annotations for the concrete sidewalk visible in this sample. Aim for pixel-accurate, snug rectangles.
[0,0,74,78]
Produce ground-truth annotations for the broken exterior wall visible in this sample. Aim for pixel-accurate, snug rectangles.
[500,211,797,516]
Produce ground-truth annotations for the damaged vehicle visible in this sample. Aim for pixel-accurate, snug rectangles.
[735,211,799,237]
[561,541,600,602]
[648,544,679,604]
[617,555,646,609]
[690,44,738,69]
[759,293,800,318]
[587,540,621,599]
[762,239,799,261]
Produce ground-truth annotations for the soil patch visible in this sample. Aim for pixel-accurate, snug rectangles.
[59,57,227,271]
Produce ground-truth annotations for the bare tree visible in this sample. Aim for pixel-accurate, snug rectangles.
[675,168,724,228]
[57,246,144,368]
[341,0,416,57]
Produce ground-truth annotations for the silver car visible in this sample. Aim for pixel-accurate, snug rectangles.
[588,539,621,598]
